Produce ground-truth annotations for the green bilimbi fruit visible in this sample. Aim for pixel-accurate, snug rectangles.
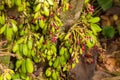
[19,44,23,54]
[13,43,19,52]
[53,58,59,68]
[15,59,23,71]
[21,60,27,73]
[0,14,5,25]
[18,5,24,12]
[31,50,36,57]
[52,71,58,80]
[47,0,53,5]
[23,44,28,56]
[51,45,57,53]
[43,6,49,16]
[45,68,52,77]
[15,0,21,6]
[25,58,34,73]
[0,24,7,34]
[34,4,41,12]
[39,20,45,29]
[12,73,20,79]
[12,22,18,32]
[34,12,40,19]
[27,39,33,50]
[59,47,65,56]
[5,73,11,80]
[39,36,44,44]
[69,48,73,53]
[64,33,71,40]
[6,27,13,41]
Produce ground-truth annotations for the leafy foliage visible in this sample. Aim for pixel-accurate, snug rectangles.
[102,26,116,39]
[0,0,101,80]
[97,0,112,11]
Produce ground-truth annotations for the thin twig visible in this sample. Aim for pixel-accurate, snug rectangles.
[0,52,17,57]
[0,40,7,45]
[0,48,9,50]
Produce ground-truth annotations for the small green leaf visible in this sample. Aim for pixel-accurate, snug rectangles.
[88,17,100,23]
[91,23,102,35]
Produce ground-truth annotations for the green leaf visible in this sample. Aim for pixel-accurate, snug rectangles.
[45,68,52,77]
[91,23,102,35]
[97,0,112,11]
[53,58,59,68]
[102,26,116,39]
[88,17,100,23]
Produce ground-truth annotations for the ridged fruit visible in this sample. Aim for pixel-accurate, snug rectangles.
[21,60,26,73]
[25,58,34,73]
